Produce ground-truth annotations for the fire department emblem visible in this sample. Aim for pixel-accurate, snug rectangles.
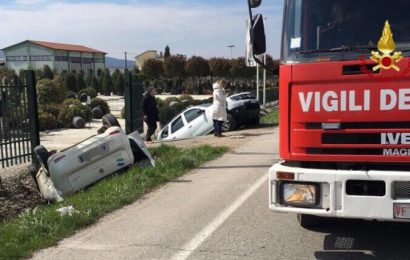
[371,21,402,71]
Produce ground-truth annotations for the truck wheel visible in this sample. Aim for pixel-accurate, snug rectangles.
[222,114,237,132]
[34,145,50,174]
[297,214,322,228]
[102,113,121,128]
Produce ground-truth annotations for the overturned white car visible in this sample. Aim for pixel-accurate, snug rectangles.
[158,92,260,141]
[33,116,154,201]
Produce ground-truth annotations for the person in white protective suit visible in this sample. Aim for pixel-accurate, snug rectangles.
[211,80,228,137]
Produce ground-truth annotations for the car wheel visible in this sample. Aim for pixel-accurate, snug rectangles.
[34,145,50,174]
[222,114,237,132]
[250,116,260,125]
[102,113,121,128]
[297,214,322,229]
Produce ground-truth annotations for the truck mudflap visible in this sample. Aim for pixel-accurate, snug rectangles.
[36,167,63,202]
[128,131,155,167]
[269,161,410,222]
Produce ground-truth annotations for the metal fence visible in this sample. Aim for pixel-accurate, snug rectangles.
[0,71,39,168]
[124,71,144,134]
[258,87,279,104]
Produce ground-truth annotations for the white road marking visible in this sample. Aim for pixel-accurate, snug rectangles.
[171,174,268,260]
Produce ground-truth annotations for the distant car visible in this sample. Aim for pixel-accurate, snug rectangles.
[158,92,260,141]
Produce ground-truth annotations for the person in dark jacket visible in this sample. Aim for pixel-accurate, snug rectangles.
[142,87,159,142]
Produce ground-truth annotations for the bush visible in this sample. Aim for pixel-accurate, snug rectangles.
[78,87,97,99]
[164,97,180,106]
[121,107,125,119]
[90,98,110,115]
[66,91,76,99]
[158,106,176,127]
[155,97,166,108]
[38,104,61,118]
[39,112,57,131]
[179,94,194,103]
[58,104,91,128]
[63,98,82,107]
[37,79,65,104]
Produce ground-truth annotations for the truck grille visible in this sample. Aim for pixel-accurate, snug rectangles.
[392,181,410,200]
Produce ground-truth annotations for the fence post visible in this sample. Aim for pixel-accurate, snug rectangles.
[26,70,39,163]
[124,70,144,135]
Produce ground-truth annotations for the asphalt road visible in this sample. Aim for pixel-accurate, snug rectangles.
[33,127,410,260]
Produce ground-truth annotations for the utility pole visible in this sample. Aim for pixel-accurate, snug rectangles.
[124,51,128,69]
[227,45,235,59]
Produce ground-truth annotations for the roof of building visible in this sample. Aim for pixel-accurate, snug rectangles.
[2,40,106,54]
[135,50,158,59]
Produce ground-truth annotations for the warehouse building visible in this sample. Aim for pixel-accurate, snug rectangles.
[2,40,106,74]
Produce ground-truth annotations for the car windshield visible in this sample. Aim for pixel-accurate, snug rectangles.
[282,0,410,63]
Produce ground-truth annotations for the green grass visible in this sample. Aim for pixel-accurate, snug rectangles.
[261,109,279,125]
[0,145,228,259]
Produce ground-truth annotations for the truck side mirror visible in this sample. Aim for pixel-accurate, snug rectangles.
[251,14,266,55]
[249,0,262,8]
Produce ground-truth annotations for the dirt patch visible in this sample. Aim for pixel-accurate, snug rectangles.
[0,164,45,221]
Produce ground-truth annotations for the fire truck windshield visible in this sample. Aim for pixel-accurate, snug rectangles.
[282,0,410,63]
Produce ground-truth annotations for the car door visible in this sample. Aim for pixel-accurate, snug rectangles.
[183,108,211,137]
[168,115,189,140]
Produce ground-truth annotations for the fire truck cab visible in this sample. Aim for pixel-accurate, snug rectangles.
[247,0,410,226]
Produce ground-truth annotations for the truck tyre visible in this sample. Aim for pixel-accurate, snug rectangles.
[91,106,104,119]
[297,214,322,228]
[222,113,237,132]
[72,116,86,129]
[34,145,50,174]
[102,113,121,128]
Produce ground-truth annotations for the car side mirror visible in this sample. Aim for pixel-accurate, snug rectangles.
[251,14,266,55]
[249,0,262,8]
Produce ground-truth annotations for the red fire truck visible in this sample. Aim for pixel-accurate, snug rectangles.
[247,0,410,227]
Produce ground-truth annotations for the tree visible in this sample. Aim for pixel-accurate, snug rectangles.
[142,59,164,79]
[186,56,210,78]
[100,69,113,95]
[86,69,93,87]
[63,72,77,92]
[186,56,210,94]
[209,58,231,78]
[43,65,54,79]
[113,71,124,95]
[163,55,186,78]
[265,55,280,75]
[164,45,171,58]
[76,70,86,91]
[229,57,255,79]
[90,75,101,93]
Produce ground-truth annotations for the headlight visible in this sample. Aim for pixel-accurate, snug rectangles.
[280,182,320,207]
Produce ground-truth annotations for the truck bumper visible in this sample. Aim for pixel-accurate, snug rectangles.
[269,161,410,221]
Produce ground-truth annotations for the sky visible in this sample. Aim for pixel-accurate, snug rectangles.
[0,0,283,59]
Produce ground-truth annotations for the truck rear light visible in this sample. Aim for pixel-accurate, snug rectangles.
[280,182,320,207]
[276,171,295,180]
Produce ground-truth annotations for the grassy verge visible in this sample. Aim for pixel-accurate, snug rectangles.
[0,145,228,259]
[261,109,279,125]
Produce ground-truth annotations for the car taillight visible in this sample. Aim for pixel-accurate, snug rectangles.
[109,130,121,135]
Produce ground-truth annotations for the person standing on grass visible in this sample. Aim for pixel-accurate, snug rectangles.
[212,80,228,137]
[142,87,159,142]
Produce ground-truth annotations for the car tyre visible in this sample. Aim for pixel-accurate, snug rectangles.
[34,145,50,174]
[297,214,322,229]
[91,106,104,119]
[222,113,237,132]
[102,113,121,128]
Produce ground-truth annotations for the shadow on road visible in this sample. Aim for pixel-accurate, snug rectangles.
[312,218,410,259]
